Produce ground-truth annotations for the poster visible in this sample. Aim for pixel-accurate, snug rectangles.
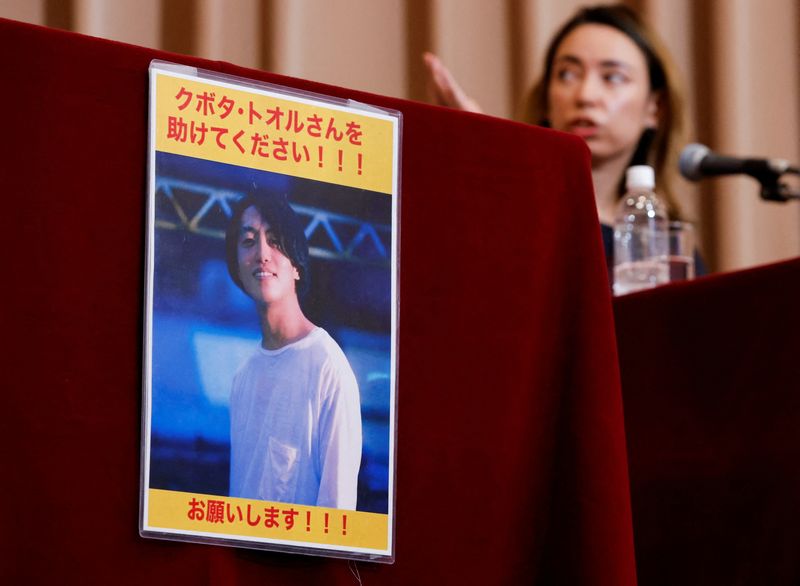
[140,61,400,562]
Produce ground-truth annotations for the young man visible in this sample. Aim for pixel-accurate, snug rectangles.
[225,189,362,510]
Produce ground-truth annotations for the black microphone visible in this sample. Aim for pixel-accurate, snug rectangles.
[679,143,794,182]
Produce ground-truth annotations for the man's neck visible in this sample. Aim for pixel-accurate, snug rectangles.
[257,299,315,350]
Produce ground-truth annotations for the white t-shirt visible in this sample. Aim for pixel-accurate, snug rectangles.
[229,327,362,509]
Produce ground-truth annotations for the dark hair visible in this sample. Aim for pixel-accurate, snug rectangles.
[542,5,666,101]
[225,188,310,297]
[521,4,687,216]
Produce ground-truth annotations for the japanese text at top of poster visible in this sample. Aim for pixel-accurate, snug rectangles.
[155,71,396,194]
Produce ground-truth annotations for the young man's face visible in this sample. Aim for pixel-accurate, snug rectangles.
[236,206,300,306]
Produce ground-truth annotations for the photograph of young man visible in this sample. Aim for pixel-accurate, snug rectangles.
[225,188,362,510]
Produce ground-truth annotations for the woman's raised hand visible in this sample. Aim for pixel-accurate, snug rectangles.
[422,52,483,113]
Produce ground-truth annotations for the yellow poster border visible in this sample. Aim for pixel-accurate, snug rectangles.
[145,488,390,554]
[153,65,397,194]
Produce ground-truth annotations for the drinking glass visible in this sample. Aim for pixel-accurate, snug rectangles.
[668,221,695,282]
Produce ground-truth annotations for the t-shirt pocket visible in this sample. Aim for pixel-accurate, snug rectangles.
[260,436,299,502]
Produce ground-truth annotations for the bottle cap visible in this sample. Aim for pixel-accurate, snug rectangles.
[626,165,655,190]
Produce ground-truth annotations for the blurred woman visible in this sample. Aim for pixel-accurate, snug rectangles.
[424,4,692,264]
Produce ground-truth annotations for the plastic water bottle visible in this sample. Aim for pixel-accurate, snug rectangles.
[612,165,669,296]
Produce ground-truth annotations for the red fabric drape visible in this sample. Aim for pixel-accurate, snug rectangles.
[1,18,634,584]
[616,258,800,585]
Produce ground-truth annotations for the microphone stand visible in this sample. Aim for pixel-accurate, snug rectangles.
[758,167,800,202]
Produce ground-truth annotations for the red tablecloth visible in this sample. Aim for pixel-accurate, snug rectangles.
[1,18,634,584]
[616,258,800,585]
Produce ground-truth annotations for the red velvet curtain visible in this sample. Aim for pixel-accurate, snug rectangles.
[2,18,634,585]
[616,258,800,585]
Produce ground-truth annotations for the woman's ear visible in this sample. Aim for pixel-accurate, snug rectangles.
[645,90,662,129]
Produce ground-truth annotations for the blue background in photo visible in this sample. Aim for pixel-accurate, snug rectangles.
[148,151,393,514]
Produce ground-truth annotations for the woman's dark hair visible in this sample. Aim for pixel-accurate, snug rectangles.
[225,188,310,297]
[521,4,687,216]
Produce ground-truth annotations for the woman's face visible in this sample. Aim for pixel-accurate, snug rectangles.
[547,23,659,165]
